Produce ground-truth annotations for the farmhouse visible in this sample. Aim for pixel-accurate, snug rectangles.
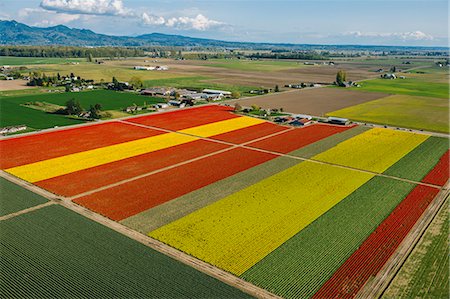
[203,89,232,97]
[327,117,349,125]
[134,66,155,71]
[294,114,313,120]
[0,125,27,135]
[141,87,173,96]
[381,73,397,79]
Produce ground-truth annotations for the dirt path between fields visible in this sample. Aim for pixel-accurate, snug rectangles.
[0,201,56,221]
[355,181,449,299]
[0,171,280,299]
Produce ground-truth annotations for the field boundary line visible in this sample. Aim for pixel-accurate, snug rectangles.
[355,180,450,299]
[68,124,295,200]
[0,201,56,221]
[68,145,238,200]
[0,169,281,299]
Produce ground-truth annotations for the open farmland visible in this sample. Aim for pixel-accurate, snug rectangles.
[0,79,34,91]
[0,204,251,298]
[1,104,449,299]
[328,94,449,133]
[0,89,164,130]
[0,177,47,216]
[231,87,388,115]
[0,56,84,65]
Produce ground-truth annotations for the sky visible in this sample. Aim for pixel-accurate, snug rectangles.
[0,0,448,46]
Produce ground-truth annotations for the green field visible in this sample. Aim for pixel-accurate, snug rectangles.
[241,176,415,299]
[384,136,449,181]
[29,62,183,82]
[0,204,251,298]
[383,200,449,299]
[328,95,449,133]
[144,76,257,95]
[0,177,48,216]
[207,59,303,72]
[355,77,449,98]
[0,56,85,65]
[0,90,164,129]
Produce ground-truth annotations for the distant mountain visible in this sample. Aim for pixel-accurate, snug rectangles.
[0,20,446,51]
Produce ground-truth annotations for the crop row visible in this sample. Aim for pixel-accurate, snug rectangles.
[383,136,449,182]
[0,121,160,169]
[422,150,449,186]
[150,161,374,276]
[127,104,238,131]
[0,204,250,298]
[74,147,276,221]
[313,184,439,299]
[313,128,428,173]
[240,177,415,299]
[5,116,264,183]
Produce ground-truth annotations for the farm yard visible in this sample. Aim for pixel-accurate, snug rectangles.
[1,104,449,298]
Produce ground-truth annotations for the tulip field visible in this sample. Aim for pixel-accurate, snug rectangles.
[1,105,449,299]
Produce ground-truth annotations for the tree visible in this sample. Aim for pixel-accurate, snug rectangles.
[65,98,83,115]
[231,91,241,99]
[87,53,94,63]
[336,70,347,87]
[129,76,143,89]
[274,85,280,92]
[89,104,101,119]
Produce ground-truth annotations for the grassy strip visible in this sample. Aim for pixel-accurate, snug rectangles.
[121,156,299,233]
[382,200,449,299]
[207,59,302,72]
[241,176,415,299]
[290,126,370,158]
[0,177,48,217]
[0,205,251,298]
[383,136,449,181]
[356,78,449,99]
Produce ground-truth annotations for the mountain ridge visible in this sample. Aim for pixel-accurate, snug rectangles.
[0,20,446,51]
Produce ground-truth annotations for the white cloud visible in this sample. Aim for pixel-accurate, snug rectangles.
[344,30,434,41]
[141,13,165,26]
[40,0,132,16]
[38,0,224,31]
[166,14,223,31]
[18,7,81,26]
[142,13,223,31]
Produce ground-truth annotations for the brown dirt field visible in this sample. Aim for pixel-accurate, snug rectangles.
[102,58,379,87]
[0,80,34,91]
[231,87,389,115]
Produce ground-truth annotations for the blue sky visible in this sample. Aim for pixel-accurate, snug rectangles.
[0,0,448,46]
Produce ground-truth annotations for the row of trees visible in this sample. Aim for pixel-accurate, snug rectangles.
[62,99,105,119]
[0,46,145,58]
